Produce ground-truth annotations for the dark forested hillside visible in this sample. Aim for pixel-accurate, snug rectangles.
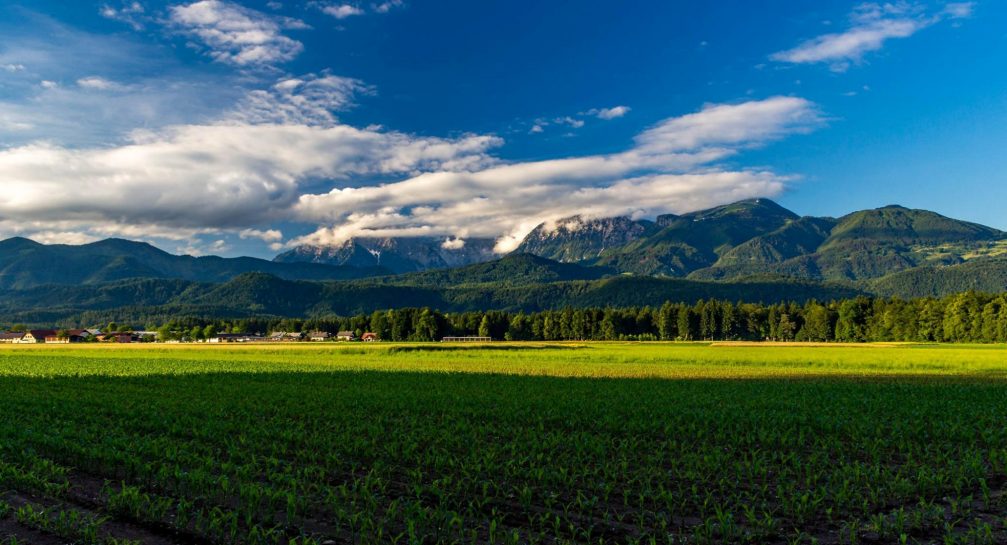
[868,258,1007,298]
[0,237,386,289]
[0,268,862,325]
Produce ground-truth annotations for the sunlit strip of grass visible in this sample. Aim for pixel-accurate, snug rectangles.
[0,342,1003,380]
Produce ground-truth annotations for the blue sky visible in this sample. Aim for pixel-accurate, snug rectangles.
[0,0,1002,257]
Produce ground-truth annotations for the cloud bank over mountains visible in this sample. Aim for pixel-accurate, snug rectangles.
[0,1,974,256]
[0,82,819,253]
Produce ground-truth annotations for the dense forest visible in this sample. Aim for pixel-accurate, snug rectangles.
[119,290,1007,343]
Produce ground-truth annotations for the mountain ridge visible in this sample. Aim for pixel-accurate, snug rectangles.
[510,199,1007,282]
[0,237,389,290]
[275,236,499,273]
[0,199,1004,323]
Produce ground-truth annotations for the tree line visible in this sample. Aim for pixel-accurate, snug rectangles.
[141,291,1007,343]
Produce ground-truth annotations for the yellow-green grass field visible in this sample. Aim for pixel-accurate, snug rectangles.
[0,341,1004,378]
[0,342,1006,544]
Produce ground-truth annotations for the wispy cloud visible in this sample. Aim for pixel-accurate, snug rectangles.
[589,105,631,120]
[0,16,240,147]
[76,76,122,91]
[771,2,974,71]
[99,2,147,30]
[231,72,373,126]
[168,0,307,66]
[315,0,404,20]
[526,106,629,135]
[321,4,365,19]
[372,0,405,14]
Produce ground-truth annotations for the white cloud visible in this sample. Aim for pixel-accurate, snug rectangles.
[232,73,372,126]
[100,2,147,30]
[632,96,821,154]
[527,114,589,135]
[2,64,25,72]
[771,2,972,71]
[943,2,974,18]
[0,89,819,255]
[556,116,585,129]
[0,112,501,241]
[39,80,58,89]
[590,105,631,120]
[322,4,365,19]
[373,0,404,13]
[77,76,121,91]
[441,238,466,250]
[315,0,403,20]
[291,96,822,252]
[169,0,306,66]
[528,107,630,135]
[240,228,284,243]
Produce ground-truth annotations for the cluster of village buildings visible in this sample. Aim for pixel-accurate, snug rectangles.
[0,329,379,344]
[208,331,379,343]
[0,329,138,344]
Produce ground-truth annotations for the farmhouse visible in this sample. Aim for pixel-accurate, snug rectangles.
[97,333,135,343]
[44,329,91,344]
[208,333,245,343]
[16,330,56,344]
[0,332,24,343]
[336,331,356,341]
[361,332,378,342]
[269,332,304,342]
[309,331,332,342]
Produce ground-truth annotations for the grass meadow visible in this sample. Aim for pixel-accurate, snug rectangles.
[0,342,1005,544]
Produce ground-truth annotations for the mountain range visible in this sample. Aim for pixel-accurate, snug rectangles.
[510,199,1007,281]
[1,198,1006,324]
[0,237,385,290]
[275,199,1007,285]
[274,236,498,274]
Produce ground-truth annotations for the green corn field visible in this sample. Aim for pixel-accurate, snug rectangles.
[0,342,1005,544]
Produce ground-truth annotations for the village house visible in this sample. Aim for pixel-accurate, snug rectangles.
[16,330,56,344]
[361,332,378,342]
[44,329,91,344]
[336,331,356,341]
[97,333,135,343]
[0,332,24,343]
[208,333,245,343]
[309,331,332,342]
[269,332,304,342]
